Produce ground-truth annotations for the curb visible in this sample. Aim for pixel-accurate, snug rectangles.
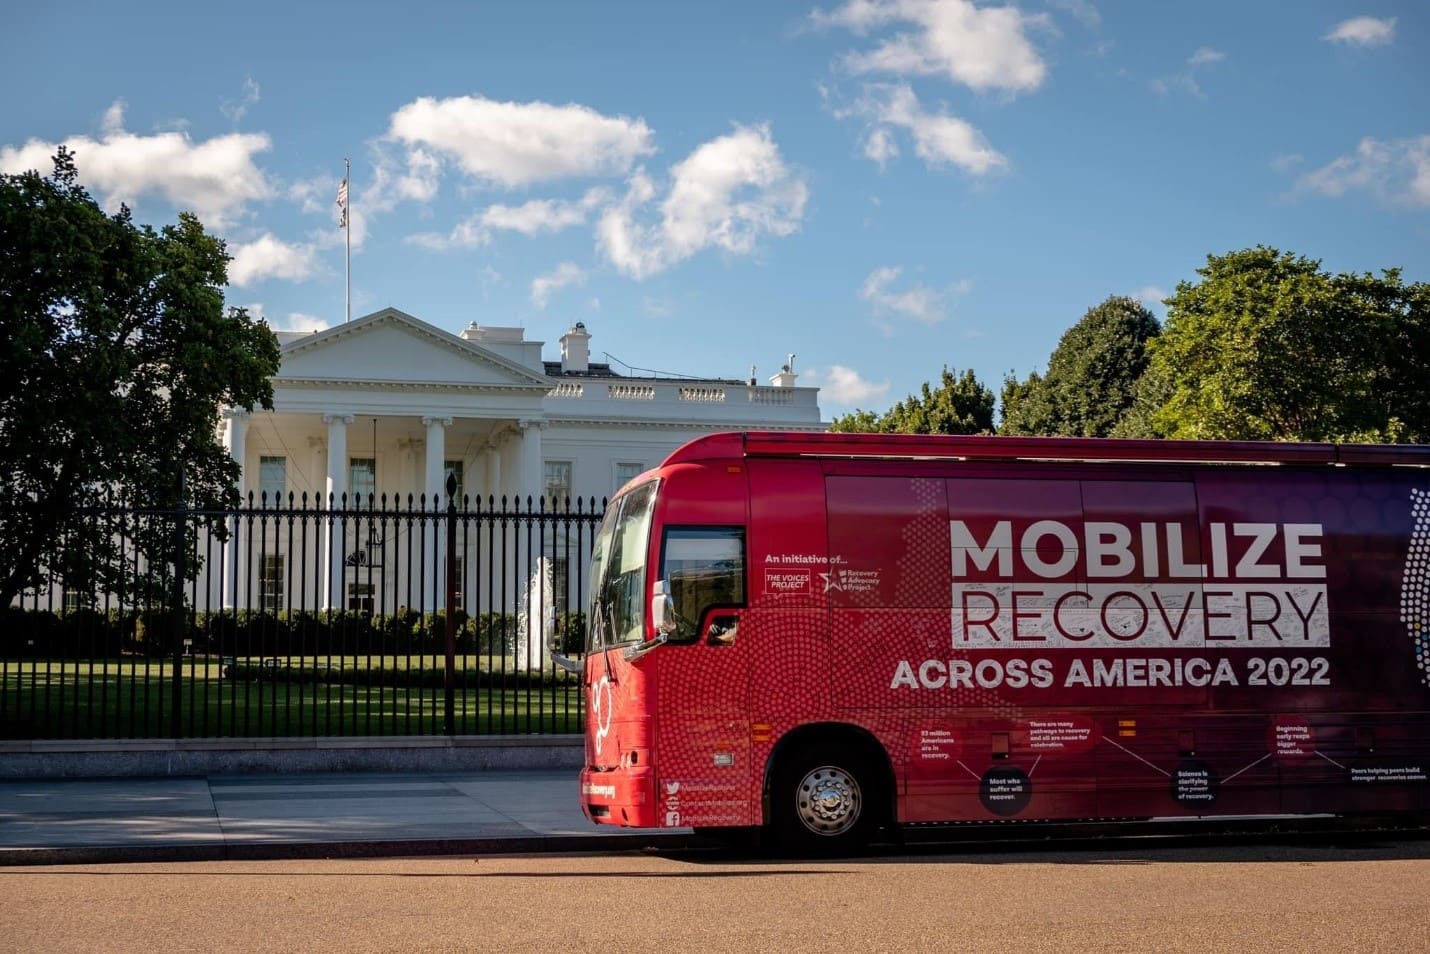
[0,832,711,867]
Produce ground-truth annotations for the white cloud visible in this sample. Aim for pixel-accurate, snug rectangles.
[227,234,322,287]
[388,95,655,188]
[1047,0,1100,29]
[597,124,808,280]
[643,297,676,318]
[389,148,442,203]
[814,0,1049,95]
[283,312,331,332]
[486,191,609,234]
[102,101,125,135]
[811,364,891,406]
[1152,45,1224,99]
[242,304,332,334]
[0,99,271,228]
[412,188,611,251]
[1296,135,1430,208]
[860,265,967,323]
[1132,286,1167,309]
[1270,153,1304,174]
[1325,16,1396,46]
[847,84,1007,175]
[863,126,900,167]
[1150,75,1203,98]
[221,77,261,123]
[530,262,587,308]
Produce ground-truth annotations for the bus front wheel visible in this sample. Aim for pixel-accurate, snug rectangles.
[771,744,876,856]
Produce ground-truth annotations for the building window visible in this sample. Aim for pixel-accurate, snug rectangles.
[444,460,464,501]
[614,461,643,493]
[260,554,284,613]
[544,460,573,505]
[347,582,374,613]
[349,458,375,505]
[259,456,286,506]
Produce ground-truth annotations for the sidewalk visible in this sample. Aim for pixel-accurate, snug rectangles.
[0,769,701,866]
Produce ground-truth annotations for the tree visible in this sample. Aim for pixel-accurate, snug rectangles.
[827,408,883,433]
[1145,247,1428,442]
[1000,295,1160,437]
[997,369,1053,436]
[0,150,282,608]
[830,367,995,435]
[1345,268,1430,442]
[1108,361,1173,439]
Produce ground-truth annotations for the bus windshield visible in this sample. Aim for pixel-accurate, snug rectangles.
[586,480,657,652]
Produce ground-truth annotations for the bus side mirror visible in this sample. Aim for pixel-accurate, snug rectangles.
[651,580,678,636]
[547,611,582,675]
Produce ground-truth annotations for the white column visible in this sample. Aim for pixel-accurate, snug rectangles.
[395,437,419,506]
[221,409,249,609]
[422,416,451,503]
[323,413,354,610]
[306,436,326,610]
[517,419,545,505]
[306,437,326,505]
[484,440,502,504]
[422,416,452,611]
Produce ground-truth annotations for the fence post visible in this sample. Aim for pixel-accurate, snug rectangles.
[444,472,458,736]
[170,473,187,739]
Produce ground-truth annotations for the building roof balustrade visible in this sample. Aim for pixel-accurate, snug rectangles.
[543,376,820,424]
[608,384,657,401]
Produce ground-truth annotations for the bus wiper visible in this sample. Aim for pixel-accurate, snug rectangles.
[594,598,616,685]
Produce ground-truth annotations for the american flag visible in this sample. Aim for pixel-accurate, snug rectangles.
[336,178,349,227]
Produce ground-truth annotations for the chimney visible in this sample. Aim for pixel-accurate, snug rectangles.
[770,353,798,388]
[560,322,591,374]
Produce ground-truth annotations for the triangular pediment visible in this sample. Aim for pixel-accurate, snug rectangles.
[275,308,550,390]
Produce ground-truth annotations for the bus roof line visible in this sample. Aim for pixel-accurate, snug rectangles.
[659,432,1430,469]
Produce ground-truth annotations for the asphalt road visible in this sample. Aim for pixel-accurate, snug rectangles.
[4,838,1429,953]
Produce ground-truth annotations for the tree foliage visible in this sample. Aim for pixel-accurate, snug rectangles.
[1144,247,1429,442]
[0,150,282,607]
[1000,295,1160,437]
[830,367,995,435]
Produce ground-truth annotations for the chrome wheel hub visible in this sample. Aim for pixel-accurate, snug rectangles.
[796,765,861,836]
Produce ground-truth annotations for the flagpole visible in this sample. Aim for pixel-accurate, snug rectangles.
[344,157,351,324]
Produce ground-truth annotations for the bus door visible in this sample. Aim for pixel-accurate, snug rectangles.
[648,525,753,829]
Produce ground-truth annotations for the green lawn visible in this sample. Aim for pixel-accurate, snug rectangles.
[0,656,585,739]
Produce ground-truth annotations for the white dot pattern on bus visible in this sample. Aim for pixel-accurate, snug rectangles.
[1401,488,1430,687]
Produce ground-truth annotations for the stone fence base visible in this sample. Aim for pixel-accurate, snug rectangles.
[0,735,584,778]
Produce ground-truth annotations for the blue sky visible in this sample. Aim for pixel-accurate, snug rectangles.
[3,1,1426,419]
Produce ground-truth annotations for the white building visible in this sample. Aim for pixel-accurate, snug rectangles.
[216,307,823,613]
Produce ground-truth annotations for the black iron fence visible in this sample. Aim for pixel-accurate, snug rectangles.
[2,490,604,739]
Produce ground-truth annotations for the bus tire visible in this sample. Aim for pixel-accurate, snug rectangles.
[771,743,877,856]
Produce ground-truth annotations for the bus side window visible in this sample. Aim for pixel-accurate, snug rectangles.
[661,527,746,644]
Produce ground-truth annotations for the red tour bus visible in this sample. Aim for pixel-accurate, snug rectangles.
[551,431,1430,853]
